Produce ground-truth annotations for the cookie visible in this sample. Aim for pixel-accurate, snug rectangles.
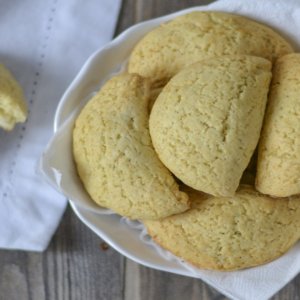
[256,53,300,197]
[144,185,300,271]
[149,55,272,196]
[128,11,292,87]
[73,73,189,220]
[0,64,27,130]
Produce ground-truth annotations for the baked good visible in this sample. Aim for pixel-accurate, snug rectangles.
[0,64,27,130]
[73,73,189,220]
[128,11,293,87]
[144,185,300,271]
[149,55,272,196]
[256,53,300,197]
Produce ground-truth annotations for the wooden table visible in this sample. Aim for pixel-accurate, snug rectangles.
[1,1,299,299]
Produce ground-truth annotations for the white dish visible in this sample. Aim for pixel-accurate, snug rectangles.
[40,2,300,300]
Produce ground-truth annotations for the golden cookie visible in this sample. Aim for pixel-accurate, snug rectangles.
[0,64,27,130]
[128,11,292,87]
[149,55,272,196]
[144,185,300,271]
[256,53,300,197]
[73,73,189,220]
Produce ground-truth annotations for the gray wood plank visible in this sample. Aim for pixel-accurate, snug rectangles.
[0,207,125,300]
[124,259,228,300]
[115,0,215,33]
[272,276,300,300]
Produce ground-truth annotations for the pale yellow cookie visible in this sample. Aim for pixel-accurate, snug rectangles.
[0,64,27,130]
[144,185,300,271]
[149,55,272,197]
[256,53,300,197]
[73,73,189,220]
[128,11,292,87]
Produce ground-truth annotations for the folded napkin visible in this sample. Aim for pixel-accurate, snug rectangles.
[0,0,121,251]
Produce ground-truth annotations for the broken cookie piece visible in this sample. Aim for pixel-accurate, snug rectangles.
[0,64,27,130]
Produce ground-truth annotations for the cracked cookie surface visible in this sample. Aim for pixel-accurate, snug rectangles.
[0,64,27,130]
[149,55,272,196]
[128,11,293,87]
[73,73,189,220]
[144,185,300,271]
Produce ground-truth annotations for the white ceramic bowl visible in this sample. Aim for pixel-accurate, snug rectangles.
[41,2,300,299]
[49,5,216,279]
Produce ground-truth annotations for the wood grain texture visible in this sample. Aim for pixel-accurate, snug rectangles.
[0,1,299,300]
[0,207,124,300]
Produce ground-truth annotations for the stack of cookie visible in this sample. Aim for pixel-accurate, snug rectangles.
[73,11,300,271]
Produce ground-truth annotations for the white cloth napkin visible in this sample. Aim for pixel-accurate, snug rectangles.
[0,0,121,251]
